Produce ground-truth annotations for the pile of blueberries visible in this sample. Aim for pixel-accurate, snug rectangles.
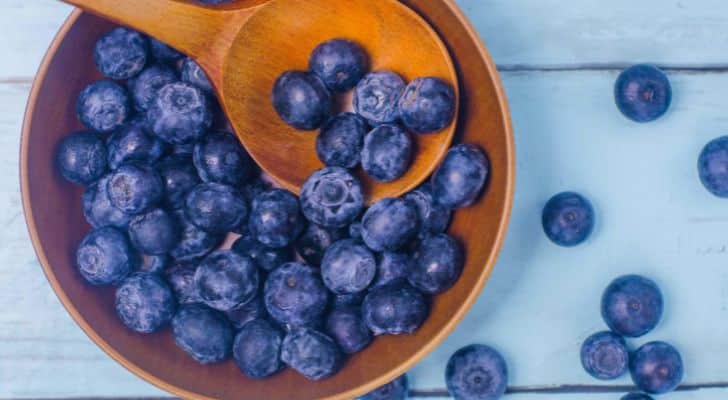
[53,22,490,390]
[271,38,456,182]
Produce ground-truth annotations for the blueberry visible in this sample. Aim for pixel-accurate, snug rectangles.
[94,27,148,80]
[372,251,413,288]
[362,282,428,335]
[356,375,408,400]
[193,131,254,186]
[332,292,364,309]
[361,198,419,252]
[398,77,456,134]
[138,254,168,274]
[185,182,248,234]
[164,262,202,304]
[56,131,108,185]
[309,39,368,92]
[233,319,283,379]
[147,82,213,144]
[621,393,653,400]
[541,192,595,247]
[106,123,167,169]
[82,174,133,229]
[248,189,305,248]
[325,306,372,354]
[127,208,180,255]
[615,64,671,123]
[300,167,364,228]
[172,304,233,364]
[232,235,293,272]
[445,344,508,400]
[295,223,347,266]
[281,328,343,380]
[115,273,176,333]
[580,331,629,380]
[106,163,164,214]
[180,57,214,93]
[630,341,683,394]
[321,239,376,294]
[316,112,367,168]
[404,186,452,235]
[361,124,413,182]
[348,221,363,241]
[128,64,178,112]
[149,37,183,64]
[431,144,489,209]
[698,136,728,197]
[194,250,259,312]
[409,233,463,294]
[225,295,268,330]
[601,275,663,338]
[240,176,271,204]
[353,71,405,125]
[77,80,131,133]
[264,262,329,328]
[155,154,201,209]
[76,226,137,286]
[272,71,332,130]
[169,209,224,262]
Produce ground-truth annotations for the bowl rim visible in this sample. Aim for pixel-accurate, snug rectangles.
[19,2,514,399]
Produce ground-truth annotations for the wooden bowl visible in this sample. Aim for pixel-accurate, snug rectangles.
[20,1,514,399]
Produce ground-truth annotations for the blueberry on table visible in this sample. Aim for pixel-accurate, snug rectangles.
[321,239,376,294]
[232,235,292,272]
[180,57,214,94]
[106,123,167,170]
[601,275,663,338]
[541,191,594,247]
[149,37,183,64]
[615,64,671,123]
[147,82,213,144]
[94,27,148,80]
[77,80,131,133]
[295,223,347,266]
[233,319,283,379]
[164,262,203,305]
[82,174,133,229]
[184,182,248,234]
[155,154,201,209]
[630,341,683,394]
[169,209,224,262]
[56,131,107,185]
[371,251,413,288]
[361,124,413,182]
[332,292,365,309]
[128,64,178,112]
[272,70,332,130]
[264,262,329,328]
[281,328,343,380]
[356,374,408,400]
[316,112,367,169]
[127,208,180,255]
[76,226,138,286]
[309,38,369,92]
[138,254,168,274]
[194,250,259,312]
[362,282,428,335]
[193,131,254,186]
[431,144,489,209]
[353,71,406,125]
[580,331,629,380]
[115,273,176,333]
[698,136,728,197]
[409,233,464,294]
[300,167,364,228]
[445,344,508,400]
[172,304,233,364]
[398,77,456,134]
[225,295,268,330]
[361,198,420,252]
[325,306,372,354]
[106,163,164,215]
[248,189,305,248]
[404,186,452,236]
[621,393,653,400]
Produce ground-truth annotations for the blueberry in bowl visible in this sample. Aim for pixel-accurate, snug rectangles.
[171,304,234,364]
[325,306,372,354]
[194,250,259,312]
[408,233,463,294]
[94,27,148,80]
[155,154,201,209]
[163,262,203,305]
[309,38,369,93]
[398,77,456,134]
[180,57,214,94]
[361,124,413,182]
[263,262,329,328]
[272,70,332,130]
[316,112,367,169]
[147,81,213,144]
[82,174,133,229]
[232,235,293,272]
[169,209,224,263]
[362,282,428,335]
[361,198,420,252]
[106,123,167,170]
[233,319,284,379]
[300,167,364,229]
[321,239,377,294]
[353,71,406,125]
[184,182,248,234]
[127,208,180,255]
[281,328,343,381]
[76,226,138,286]
[106,163,164,215]
[115,272,176,334]
[56,131,108,185]
[77,80,131,134]
[248,189,305,248]
[295,223,347,267]
[193,131,254,187]
[431,144,489,209]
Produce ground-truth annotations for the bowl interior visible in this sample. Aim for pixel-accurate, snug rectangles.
[21,1,513,399]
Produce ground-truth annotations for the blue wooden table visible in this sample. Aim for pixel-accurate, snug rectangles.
[3,0,728,398]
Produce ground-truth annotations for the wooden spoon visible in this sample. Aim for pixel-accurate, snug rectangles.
[61,0,459,203]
